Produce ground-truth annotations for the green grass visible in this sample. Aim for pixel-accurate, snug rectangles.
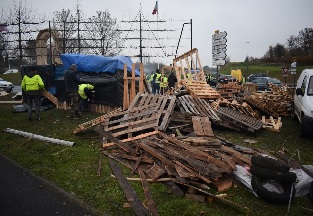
[1,68,313,215]
[0,72,22,85]
[1,101,313,216]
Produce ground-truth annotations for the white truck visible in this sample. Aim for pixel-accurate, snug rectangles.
[294,69,313,137]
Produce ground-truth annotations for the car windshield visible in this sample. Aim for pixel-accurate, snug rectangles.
[269,78,281,84]
[308,76,313,96]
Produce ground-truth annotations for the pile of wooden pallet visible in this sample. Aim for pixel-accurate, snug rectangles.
[215,82,243,99]
[101,130,255,186]
[180,80,220,99]
[244,90,292,118]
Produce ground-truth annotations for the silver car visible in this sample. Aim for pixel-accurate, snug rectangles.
[0,78,14,92]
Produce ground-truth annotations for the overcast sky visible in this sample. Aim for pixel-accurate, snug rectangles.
[1,0,312,67]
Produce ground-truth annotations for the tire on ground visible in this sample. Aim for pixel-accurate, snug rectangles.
[251,155,291,173]
[250,165,297,183]
[251,175,296,204]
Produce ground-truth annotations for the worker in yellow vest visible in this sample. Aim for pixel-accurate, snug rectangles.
[241,75,246,85]
[152,69,161,94]
[78,83,95,112]
[160,76,168,95]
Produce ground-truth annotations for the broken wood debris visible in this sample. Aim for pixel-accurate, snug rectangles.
[100,131,256,193]
[216,107,264,132]
[108,158,151,216]
[177,95,220,121]
[262,116,282,132]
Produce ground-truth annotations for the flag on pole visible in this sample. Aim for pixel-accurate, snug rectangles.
[152,1,158,15]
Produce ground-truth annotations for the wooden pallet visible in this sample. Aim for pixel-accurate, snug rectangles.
[216,107,263,132]
[180,80,220,99]
[73,108,122,134]
[176,95,220,122]
[42,90,70,110]
[192,116,214,137]
[262,116,282,132]
[128,93,176,131]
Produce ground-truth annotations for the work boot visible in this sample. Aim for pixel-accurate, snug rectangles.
[36,117,41,121]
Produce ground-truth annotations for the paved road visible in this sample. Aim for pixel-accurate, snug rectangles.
[0,154,99,216]
[13,85,22,93]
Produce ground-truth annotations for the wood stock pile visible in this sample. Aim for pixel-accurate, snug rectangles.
[244,85,293,118]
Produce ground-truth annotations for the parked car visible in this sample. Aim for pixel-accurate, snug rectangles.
[247,73,268,82]
[0,78,14,92]
[293,69,313,137]
[251,77,282,91]
[3,69,18,74]
[218,75,237,84]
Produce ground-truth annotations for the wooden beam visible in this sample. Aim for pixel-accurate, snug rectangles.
[108,159,150,216]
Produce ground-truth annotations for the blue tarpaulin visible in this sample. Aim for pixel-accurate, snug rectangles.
[61,54,139,75]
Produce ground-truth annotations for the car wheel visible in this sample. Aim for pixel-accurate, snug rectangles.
[251,175,296,204]
[250,165,297,184]
[251,156,291,173]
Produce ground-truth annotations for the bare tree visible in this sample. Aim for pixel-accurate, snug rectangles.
[6,0,38,62]
[84,10,122,56]
[52,9,78,54]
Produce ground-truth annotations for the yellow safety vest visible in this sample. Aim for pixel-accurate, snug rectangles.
[155,73,161,83]
[78,84,94,99]
[160,77,168,88]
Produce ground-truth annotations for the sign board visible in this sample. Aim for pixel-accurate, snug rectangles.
[213,52,227,59]
[212,30,227,66]
[290,68,296,75]
[213,59,226,66]
[212,31,227,40]
[212,48,227,54]
[212,38,227,46]
[282,68,289,77]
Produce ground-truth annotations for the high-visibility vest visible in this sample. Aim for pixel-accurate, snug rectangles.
[160,77,168,88]
[155,73,161,83]
[78,84,94,99]
[146,74,150,81]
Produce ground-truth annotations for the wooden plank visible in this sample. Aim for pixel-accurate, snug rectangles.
[145,163,167,180]
[103,131,159,148]
[123,64,129,110]
[96,127,136,155]
[192,116,205,136]
[211,175,233,192]
[158,95,176,131]
[108,159,150,216]
[138,167,159,216]
[199,117,214,136]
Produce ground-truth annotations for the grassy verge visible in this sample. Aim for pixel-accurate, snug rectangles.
[0,96,313,215]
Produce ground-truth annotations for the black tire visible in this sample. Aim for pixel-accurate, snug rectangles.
[251,155,291,173]
[250,165,297,184]
[251,175,296,204]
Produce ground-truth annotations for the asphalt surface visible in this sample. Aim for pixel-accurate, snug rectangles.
[0,154,99,216]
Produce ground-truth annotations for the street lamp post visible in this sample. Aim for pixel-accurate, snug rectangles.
[245,42,250,74]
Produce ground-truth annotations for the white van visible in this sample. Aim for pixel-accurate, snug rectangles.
[294,69,313,137]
